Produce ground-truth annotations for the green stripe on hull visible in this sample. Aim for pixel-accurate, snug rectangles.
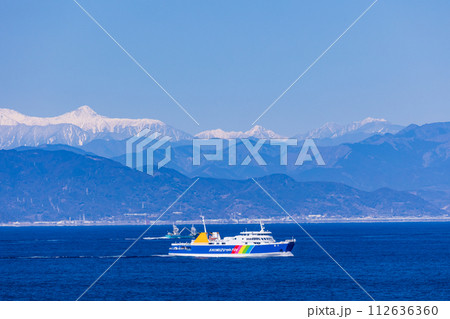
[242,245,254,254]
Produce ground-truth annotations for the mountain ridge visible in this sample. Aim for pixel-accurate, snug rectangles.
[195,125,285,139]
[0,106,192,147]
[293,117,404,146]
[0,106,406,149]
[0,148,444,222]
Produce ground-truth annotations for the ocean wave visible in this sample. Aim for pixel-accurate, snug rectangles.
[0,255,159,260]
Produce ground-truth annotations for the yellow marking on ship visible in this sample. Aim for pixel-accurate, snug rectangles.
[193,232,209,244]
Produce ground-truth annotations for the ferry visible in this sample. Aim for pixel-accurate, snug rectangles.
[168,217,295,257]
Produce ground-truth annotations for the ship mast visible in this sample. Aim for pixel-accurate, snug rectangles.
[201,216,207,233]
[259,220,265,232]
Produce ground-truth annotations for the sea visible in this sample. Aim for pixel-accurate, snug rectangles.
[0,222,449,301]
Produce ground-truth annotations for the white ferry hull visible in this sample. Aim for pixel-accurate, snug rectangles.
[168,251,293,258]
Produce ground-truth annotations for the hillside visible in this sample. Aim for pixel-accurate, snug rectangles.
[0,149,444,222]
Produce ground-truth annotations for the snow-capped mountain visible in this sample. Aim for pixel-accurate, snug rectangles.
[0,106,404,150]
[294,117,404,145]
[195,125,285,139]
[0,124,91,149]
[0,106,192,148]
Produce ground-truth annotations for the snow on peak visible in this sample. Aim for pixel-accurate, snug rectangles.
[195,128,245,139]
[72,105,98,116]
[0,106,193,145]
[359,117,387,126]
[0,109,21,125]
[297,122,342,139]
[247,125,265,134]
[0,105,166,133]
[296,117,400,140]
[195,125,285,139]
[246,125,284,139]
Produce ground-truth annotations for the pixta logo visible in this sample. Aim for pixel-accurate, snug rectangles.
[126,129,172,175]
[193,138,325,166]
[126,131,325,176]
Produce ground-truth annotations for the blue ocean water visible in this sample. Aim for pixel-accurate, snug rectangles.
[0,223,449,301]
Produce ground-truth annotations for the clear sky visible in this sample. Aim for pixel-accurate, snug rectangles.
[1,0,449,136]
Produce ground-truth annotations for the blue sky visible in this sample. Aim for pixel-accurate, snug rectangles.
[1,0,449,136]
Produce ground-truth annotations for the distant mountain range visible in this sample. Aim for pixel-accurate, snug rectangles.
[295,122,450,188]
[195,125,285,139]
[1,105,448,221]
[0,106,191,148]
[103,122,450,212]
[111,122,449,185]
[294,117,404,146]
[0,106,404,150]
[0,148,444,222]
[196,117,403,145]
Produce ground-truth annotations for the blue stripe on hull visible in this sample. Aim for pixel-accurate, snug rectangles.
[169,242,295,256]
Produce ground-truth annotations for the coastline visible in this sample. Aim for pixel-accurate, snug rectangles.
[2,216,450,227]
